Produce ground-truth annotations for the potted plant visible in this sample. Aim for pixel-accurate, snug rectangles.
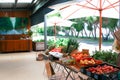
[32,39,45,51]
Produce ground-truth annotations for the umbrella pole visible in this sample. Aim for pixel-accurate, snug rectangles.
[99,10,102,51]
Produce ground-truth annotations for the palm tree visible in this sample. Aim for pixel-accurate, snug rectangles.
[102,18,118,40]
[85,16,98,39]
[71,18,85,37]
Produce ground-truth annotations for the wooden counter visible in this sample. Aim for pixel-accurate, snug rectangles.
[0,39,32,52]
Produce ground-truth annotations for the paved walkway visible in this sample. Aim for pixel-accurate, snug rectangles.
[78,39,113,55]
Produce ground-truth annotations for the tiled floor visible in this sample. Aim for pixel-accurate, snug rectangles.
[0,51,48,80]
[0,51,83,80]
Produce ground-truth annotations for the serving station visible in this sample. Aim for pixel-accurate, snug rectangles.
[0,34,32,52]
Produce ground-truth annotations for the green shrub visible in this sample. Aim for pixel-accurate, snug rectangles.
[47,38,79,54]
[92,50,118,65]
[65,38,79,55]
[47,38,69,50]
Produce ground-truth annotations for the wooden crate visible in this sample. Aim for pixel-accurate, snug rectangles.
[32,42,45,51]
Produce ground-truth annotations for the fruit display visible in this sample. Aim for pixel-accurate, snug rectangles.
[71,52,89,62]
[87,64,119,74]
[79,57,103,66]
[79,57,95,65]
[71,52,102,66]
[80,63,120,80]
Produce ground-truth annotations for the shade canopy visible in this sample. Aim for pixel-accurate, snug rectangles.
[49,0,120,50]
[45,11,75,40]
[46,16,75,27]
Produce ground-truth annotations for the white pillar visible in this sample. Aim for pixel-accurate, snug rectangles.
[44,15,47,50]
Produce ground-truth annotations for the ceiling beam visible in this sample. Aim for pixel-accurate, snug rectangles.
[31,0,49,14]
[27,0,36,9]
[0,0,49,12]
[34,0,42,7]
[13,0,18,8]
[31,0,36,5]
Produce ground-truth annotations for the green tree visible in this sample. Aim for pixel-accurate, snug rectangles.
[0,17,13,31]
[47,26,54,36]
[85,16,98,38]
[36,27,44,35]
[102,18,118,40]
[71,18,85,37]
[15,18,28,30]
[62,27,71,36]
[47,25,61,36]
[108,18,118,32]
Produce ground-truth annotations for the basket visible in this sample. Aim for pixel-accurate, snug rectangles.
[80,63,120,80]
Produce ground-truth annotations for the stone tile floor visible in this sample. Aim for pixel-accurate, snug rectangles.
[0,51,48,80]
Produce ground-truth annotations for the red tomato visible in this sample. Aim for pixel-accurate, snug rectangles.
[71,53,76,57]
[75,57,80,62]
[50,48,62,52]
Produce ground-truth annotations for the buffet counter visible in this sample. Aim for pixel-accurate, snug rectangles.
[0,39,32,52]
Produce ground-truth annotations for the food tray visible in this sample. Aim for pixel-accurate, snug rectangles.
[49,55,59,61]
[80,63,120,80]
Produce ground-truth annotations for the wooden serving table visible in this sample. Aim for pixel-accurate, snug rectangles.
[0,39,32,52]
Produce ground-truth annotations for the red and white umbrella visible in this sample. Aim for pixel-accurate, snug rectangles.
[46,14,75,40]
[46,16,74,27]
[49,0,120,50]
